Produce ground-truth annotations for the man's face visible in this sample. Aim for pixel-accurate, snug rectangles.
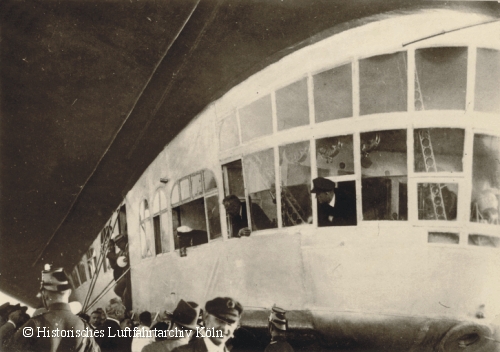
[90,313,101,327]
[224,199,241,217]
[316,190,334,204]
[203,313,239,346]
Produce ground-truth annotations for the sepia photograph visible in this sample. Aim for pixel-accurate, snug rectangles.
[1,1,499,351]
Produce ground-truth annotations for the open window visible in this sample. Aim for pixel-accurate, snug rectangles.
[139,200,154,258]
[152,188,170,254]
[171,170,221,251]
[361,129,407,221]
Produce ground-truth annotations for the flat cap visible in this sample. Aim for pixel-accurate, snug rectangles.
[311,177,336,193]
[205,297,243,324]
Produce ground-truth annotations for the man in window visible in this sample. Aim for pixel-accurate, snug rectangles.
[311,177,357,227]
[223,195,273,237]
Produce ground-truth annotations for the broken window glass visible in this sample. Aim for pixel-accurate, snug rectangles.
[361,129,407,220]
[242,149,277,231]
[475,48,500,113]
[414,128,464,173]
[279,141,312,226]
[471,134,500,225]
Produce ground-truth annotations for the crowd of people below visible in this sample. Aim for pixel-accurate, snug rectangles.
[0,265,294,352]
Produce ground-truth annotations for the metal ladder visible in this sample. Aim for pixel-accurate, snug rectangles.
[415,68,447,220]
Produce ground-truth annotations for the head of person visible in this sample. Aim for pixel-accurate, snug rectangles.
[121,318,133,329]
[8,309,30,328]
[203,297,243,346]
[268,306,288,337]
[113,234,128,251]
[223,195,242,217]
[39,265,72,308]
[95,307,107,324]
[105,298,126,321]
[311,177,336,204]
[151,321,170,341]
[90,311,102,327]
[139,311,152,327]
[168,300,200,332]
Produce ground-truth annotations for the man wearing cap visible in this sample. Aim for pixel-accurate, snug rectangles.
[107,233,132,310]
[171,297,242,352]
[7,265,100,352]
[264,307,294,352]
[223,195,273,237]
[311,177,357,227]
[143,300,200,352]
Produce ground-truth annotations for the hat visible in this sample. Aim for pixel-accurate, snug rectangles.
[205,297,243,324]
[269,306,288,331]
[177,226,193,234]
[112,233,127,242]
[41,265,71,292]
[168,299,200,330]
[311,177,336,193]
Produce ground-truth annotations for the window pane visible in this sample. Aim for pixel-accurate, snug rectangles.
[314,64,352,122]
[173,198,209,249]
[414,128,464,173]
[180,178,190,201]
[471,134,500,225]
[206,195,222,240]
[316,135,354,177]
[279,141,312,226]
[159,189,167,211]
[171,183,180,205]
[78,262,87,283]
[475,48,500,112]
[191,173,203,197]
[204,170,217,192]
[359,52,407,115]
[222,160,245,198]
[418,183,458,221]
[428,232,459,244]
[152,191,160,214]
[219,113,240,151]
[243,149,277,230]
[153,216,162,255]
[361,130,407,220]
[160,212,170,253]
[276,78,309,131]
[239,95,273,142]
[415,47,467,110]
[469,234,500,248]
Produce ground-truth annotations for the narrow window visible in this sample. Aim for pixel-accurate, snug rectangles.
[314,63,353,122]
[242,149,278,231]
[276,78,309,131]
[475,48,500,112]
[471,134,500,225]
[279,141,312,226]
[359,52,407,115]
[361,129,407,221]
[153,216,161,255]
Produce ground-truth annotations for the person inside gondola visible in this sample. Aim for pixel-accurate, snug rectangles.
[223,194,273,237]
[311,177,357,227]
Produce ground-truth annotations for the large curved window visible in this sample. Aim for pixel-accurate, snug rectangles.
[475,48,500,112]
[313,63,352,122]
[171,170,221,252]
[413,128,464,173]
